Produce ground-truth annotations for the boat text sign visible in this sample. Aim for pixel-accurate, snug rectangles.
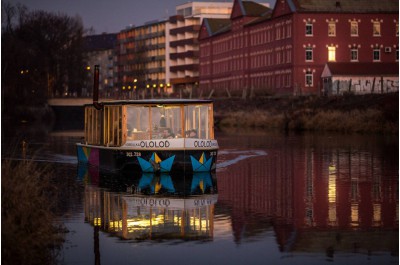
[123,138,218,149]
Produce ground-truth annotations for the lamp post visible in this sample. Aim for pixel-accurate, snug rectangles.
[160,83,164,98]
[133,78,138,99]
[152,84,156,98]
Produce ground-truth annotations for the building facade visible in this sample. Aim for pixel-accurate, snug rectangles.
[114,2,235,99]
[83,33,117,98]
[115,20,167,99]
[167,2,234,96]
[199,0,399,96]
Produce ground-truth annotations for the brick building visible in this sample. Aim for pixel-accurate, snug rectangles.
[198,0,399,96]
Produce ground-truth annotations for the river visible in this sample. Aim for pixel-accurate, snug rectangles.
[2,129,398,265]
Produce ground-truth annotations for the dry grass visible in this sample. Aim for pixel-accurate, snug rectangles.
[219,110,284,129]
[219,108,397,134]
[2,158,64,265]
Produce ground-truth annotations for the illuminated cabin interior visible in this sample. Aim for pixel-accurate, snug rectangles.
[84,101,215,147]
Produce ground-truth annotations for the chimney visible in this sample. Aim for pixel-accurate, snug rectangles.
[335,1,341,10]
[93,65,103,110]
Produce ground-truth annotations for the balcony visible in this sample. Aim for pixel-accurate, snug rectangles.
[170,25,201,35]
[170,50,199,60]
[170,38,198,48]
[170,76,199,85]
[170,64,199,73]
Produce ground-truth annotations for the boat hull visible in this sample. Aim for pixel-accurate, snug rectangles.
[76,139,218,173]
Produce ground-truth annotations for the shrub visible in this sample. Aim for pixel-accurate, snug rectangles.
[2,159,64,265]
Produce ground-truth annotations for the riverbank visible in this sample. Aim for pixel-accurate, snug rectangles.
[2,158,65,265]
[213,93,398,134]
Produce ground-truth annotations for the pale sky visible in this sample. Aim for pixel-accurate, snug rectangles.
[7,0,275,34]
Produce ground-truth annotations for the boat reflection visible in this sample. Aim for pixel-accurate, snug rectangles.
[78,165,218,241]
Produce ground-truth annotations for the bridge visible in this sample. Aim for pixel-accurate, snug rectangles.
[47,98,100,131]
[48,98,94,106]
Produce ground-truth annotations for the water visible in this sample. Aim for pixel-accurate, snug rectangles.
[3,129,398,265]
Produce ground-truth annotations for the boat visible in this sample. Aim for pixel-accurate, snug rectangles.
[76,66,218,173]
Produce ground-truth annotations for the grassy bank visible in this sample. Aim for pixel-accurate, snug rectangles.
[213,93,398,134]
[2,158,65,265]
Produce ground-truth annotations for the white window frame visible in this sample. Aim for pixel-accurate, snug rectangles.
[305,71,313,87]
[350,48,358,61]
[305,23,313,36]
[305,47,313,61]
[373,21,381,37]
[328,22,336,37]
[328,46,336,62]
[350,21,359,36]
[373,48,381,61]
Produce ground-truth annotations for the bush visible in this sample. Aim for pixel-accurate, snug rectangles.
[2,159,64,265]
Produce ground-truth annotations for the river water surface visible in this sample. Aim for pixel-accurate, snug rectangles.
[3,129,398,265]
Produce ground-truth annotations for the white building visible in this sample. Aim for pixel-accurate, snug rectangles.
[166,2,235,96]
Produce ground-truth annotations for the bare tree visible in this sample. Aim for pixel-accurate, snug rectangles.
[2,1,87,109]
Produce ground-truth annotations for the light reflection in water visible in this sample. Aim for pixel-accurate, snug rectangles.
[216,131,398,257]
[18,131,397,264]
[80,166,218,242]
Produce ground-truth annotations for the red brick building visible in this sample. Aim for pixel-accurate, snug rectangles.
[198,0,399,96]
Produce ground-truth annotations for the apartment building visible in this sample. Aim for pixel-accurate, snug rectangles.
[198,0,398,96]
[115,20,167,98]
[114,2,236,98]
[167,2,234,96]
[83,33,117,97]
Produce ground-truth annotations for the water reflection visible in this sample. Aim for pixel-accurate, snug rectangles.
[79,165,218,242]
[216,132,398,257]
[10,131,396,264]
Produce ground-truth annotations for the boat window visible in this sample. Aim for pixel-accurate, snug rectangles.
[126,105,183,140]
[84,106,102,145]
[126,106,150,140]
[184,104,213,139]
[103,105,126,146]
[151,105,182,139]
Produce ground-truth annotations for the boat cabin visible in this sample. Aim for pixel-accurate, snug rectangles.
[83,99,215,147]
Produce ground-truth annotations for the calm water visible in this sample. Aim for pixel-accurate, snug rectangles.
[3,129,399,265]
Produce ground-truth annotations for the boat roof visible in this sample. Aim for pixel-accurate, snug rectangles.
[85,99,213,107]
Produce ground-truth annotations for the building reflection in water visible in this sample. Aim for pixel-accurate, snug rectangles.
[216,133,398,256]
[78,165,218,242]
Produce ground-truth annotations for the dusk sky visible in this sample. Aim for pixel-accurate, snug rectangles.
[8,0,276,34]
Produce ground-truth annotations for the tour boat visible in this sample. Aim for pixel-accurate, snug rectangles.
[76,98,219,173]
[76,68,217,174]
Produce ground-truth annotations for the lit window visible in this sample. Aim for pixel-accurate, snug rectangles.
[350,21,358,36]
[305,47,313,61]
[305,23,313,36]
[305,70,313,86]
[328,46,336,61]
[373,21,381,36]
[328,22,336,36]
[350,48,358,61]
[373,48,381,61]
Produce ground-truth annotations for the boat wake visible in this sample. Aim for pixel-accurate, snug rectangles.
[217,150,267,170]
[2,153,78,165]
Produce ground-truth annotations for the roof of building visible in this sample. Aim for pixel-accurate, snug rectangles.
[292,0,398,13]
[205,18,232,36]
[240,1,271,16]
[322,62,399,77]
[84,33,117,52]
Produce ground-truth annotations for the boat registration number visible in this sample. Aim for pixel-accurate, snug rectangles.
[126,151,141,157]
